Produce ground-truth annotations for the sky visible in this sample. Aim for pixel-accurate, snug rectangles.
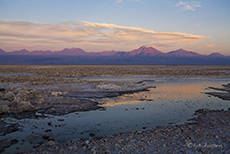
[0,0,229,55]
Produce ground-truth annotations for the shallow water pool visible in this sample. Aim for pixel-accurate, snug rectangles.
[2,77,230,153]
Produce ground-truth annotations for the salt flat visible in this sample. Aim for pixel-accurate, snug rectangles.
[0,65,230,153]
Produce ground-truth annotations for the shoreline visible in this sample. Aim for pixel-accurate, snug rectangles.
[26,109,230,154]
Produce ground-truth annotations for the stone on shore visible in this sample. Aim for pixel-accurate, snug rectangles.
[3,92,15,101]
[0,105,9,114]
[17,101,34,112]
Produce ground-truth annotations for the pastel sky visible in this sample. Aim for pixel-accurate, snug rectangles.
[0,0,229,55]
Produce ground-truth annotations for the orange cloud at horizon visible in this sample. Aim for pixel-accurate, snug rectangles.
[0,20,208,52]
[198,44,216,48]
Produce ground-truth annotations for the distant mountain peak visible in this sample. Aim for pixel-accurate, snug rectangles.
[10,49,30,55]
[176,48,187,52]
[70,47,83,50]
[58,48,87,55]
[20,49,29,52]
[15,49,30,53]
[208,52,225,58]
[128,46,164,57]
[168,49,201,57]
[138,46,147,50]
[0,48,6,54]
[138,46,158,50]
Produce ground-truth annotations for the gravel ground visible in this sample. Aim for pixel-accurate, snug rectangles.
[0,65,230,79]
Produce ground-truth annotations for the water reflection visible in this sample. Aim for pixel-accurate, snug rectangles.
[101,81,224,107]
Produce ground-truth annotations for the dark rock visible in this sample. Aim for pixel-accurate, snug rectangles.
[195,108,210,115]
[137,80,155,84]
[45,129,52,132]
[89,133,95,137]
[42,135,50,140]
[46,140,56,146]
[0,138,18,153]
[0,121,19,136]
[0,88,5,92]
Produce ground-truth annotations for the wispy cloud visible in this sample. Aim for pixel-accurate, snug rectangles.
[116,0,141,3]
[175,1,201,11]
[116,0,123,3]
[0,20,208,51]
[198,44,216,48]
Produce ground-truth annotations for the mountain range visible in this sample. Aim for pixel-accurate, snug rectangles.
[0,46,229,65]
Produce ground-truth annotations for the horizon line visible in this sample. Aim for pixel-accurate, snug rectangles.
[0,46,228,56]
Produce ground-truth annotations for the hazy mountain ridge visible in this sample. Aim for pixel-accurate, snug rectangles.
[0,46,230,65]
[0,46,228,57]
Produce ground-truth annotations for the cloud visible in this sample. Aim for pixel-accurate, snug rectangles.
[175,1,201,11]
[0,20,208,51]
[116,0,123,3]
[198,44,216,48]
[116,0,141,3]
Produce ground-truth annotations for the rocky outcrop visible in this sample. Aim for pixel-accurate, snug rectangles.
[206,83,230,100]
[0,88,46,114]
[3,92,15,101]
[0,105,9,114]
